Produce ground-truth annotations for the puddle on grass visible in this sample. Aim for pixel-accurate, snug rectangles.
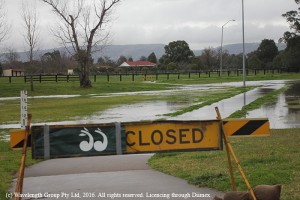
[0,80,299,129]
[246,81,300,128]
[0,95,81,101]
[171,83,285,121]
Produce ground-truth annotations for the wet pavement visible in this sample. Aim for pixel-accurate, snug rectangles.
[10,154,225,200]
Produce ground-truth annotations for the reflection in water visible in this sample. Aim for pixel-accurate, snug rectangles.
[171,84,283,120]
[247,81,300,128]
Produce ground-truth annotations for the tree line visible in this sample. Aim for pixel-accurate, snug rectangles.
[0,0,300,88]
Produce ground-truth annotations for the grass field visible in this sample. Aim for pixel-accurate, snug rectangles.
[148,129,300,200]
[0,129,39,200]
[1,72,300,97]
[0,72,299,199]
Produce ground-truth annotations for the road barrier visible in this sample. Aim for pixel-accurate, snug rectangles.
[30,120,223,159]
[223,118,269,136]
[12,118,269,159]
[10,119,269,153]
[11,108,270,200]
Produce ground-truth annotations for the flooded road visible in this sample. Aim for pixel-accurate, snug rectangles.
[0,80,299,129]
[171,83,285,121]
[246,81,300,128]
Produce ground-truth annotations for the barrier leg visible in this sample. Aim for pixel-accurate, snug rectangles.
[216,110,236,191]
[14,114,32,200]
[215,107,256,200]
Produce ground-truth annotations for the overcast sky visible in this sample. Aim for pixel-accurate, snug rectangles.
[3,0,297,52]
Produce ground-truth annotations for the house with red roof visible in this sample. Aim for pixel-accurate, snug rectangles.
[119,61,157,68]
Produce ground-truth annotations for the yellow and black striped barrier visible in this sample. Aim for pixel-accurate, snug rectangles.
[223,118,270,136]
[10,129,31,149]
[9,118,270,150]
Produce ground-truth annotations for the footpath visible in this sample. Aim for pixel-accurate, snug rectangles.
[10,154,224,200]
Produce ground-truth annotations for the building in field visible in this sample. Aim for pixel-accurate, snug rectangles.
[2,69,25,76]
[119,61,157,68]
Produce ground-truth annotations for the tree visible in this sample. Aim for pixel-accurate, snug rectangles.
[41,50,67,74]
[0,0,9,46]
[200,47,218,69]
[4,48,20,68]
[281,0,300,70]
[273,51,287,68]
[21,0,39,63]
[21,0,40,91]
[97,56,115,67]
[41,0,121,87]
[128,57,133,62]
[0,63,3,76]
[147,52,157,63]
[255,39,278,67]
[139,56,147,61]
[281,0,300,42]
[164,40,194,63]
[284,36,300,69]
[247,52,263,69]
[117,55,127,66]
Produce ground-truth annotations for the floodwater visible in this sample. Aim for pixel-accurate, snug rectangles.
[0,94,81,101]
[0,80,299,129]
[246,81,300,128]
[171,83,285,121]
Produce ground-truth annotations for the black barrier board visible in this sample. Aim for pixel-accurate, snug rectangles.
[32,124,126,159]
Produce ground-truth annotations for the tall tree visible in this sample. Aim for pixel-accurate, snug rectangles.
[247,52,263,69]
[200,47,218,69]
[41,0,121,87]
[281,0,300,42]
[21,0,39,63]
[164,40,194,63]
[117,55,127,66]
[4,48,20,68]
[41,50,67,74]
[0,63,2,76]
[22,0,40,91]
[147,52,157,63]
[255,39,278,67]
[0,0,9,46]
[281,0,300,70]
[139,56,147,61]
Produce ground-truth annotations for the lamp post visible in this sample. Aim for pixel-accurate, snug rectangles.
[242,0,246,87]
[220,19,235,74]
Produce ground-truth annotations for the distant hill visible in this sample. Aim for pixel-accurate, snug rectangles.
[92,44,165,61]
[193,43,286,56]
[2,43,286,63]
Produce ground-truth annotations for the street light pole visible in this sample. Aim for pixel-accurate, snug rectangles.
[220,20,235,74]
[242,0,246,87]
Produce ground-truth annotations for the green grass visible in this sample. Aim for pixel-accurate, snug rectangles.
[1,73,299,97]
[0,79,171,97]
[0,72,299,199]
[148,129,300,200]
[0,130,40,200]
[0,95,158,124]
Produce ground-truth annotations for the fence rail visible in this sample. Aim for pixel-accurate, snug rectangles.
[0,68,295,83]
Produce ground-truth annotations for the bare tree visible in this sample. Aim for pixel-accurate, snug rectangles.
[21,0,39,63]
[40,0,121,87]
[0,0,9,46]
[21,0,40,91]
[4,47,20,68]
